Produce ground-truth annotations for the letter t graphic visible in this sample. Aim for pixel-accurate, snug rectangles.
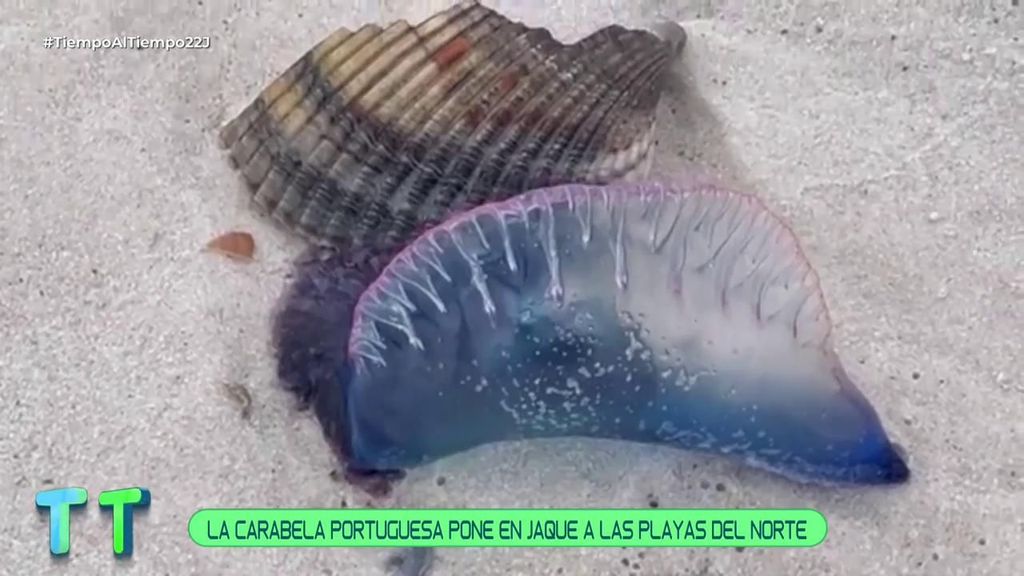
[35,487,88,555]
[99,487,151,557]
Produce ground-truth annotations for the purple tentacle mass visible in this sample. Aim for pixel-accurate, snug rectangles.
[286,181,909,486]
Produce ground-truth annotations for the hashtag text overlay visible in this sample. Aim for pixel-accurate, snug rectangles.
[43,36,211,51]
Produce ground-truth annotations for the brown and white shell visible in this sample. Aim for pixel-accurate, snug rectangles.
[219,0,684,254]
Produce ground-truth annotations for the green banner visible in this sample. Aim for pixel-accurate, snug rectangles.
[189,509,826,548]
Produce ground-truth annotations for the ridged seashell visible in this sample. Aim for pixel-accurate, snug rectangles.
[219,0,684,256]
[305,180,908,487]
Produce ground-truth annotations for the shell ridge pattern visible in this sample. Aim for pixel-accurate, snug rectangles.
[236,25,380,224]
[393,28,547,194]
[306,4,492,234]
[351,4,486,119]
[222,2,676,250]
[222,24,367,158]
[543,33,663,182]
[303,21,441,236]
[519,36,639,184]
[380,25,543,242]
[485,47,598,192]
[356,8,528,235]
[237,27,381,213]
[457,31,568,203]
[571,48,670,182]
[266,23,411,222]
[464,25,658,199]
[419,27,563,210]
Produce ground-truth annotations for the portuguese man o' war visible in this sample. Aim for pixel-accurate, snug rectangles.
[218,1,692,491]
[216,1,908,493]
[299,181,910,488]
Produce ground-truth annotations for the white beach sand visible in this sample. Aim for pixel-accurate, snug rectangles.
[1,1,1021,574]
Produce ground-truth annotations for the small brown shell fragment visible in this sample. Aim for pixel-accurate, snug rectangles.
[221,382,253,419]
[204,231,255,261]
[219,0,685,255]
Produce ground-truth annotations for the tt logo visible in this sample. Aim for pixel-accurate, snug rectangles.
[35,487,151,557]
